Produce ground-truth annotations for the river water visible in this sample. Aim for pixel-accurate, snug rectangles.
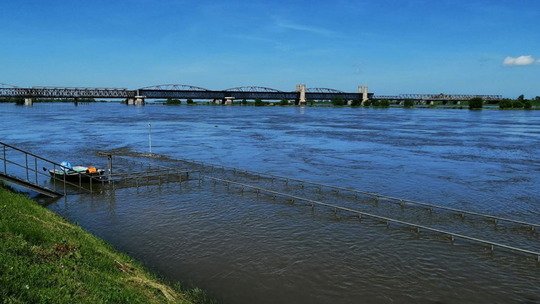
[1,103,540,303]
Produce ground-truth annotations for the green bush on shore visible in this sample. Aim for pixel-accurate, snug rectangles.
[403,99,415,108]
[0,183,215,304]
[166,99,182,105]
[469,97,483,109]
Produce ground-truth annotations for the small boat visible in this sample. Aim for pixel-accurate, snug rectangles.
[45,161,106,183]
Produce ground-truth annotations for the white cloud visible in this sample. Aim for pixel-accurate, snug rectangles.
[503,55,536,66]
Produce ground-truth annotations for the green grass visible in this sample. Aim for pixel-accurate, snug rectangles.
[0,183,215,304]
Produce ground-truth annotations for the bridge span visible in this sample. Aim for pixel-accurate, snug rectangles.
[1,83,371,105]
[1,82,502,106]
[372,93,502,105]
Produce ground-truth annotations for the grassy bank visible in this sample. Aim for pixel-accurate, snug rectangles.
[0,183,214,304]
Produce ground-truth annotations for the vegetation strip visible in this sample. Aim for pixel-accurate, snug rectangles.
[0,182,215,304]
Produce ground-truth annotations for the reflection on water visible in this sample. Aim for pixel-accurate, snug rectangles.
[2,103,540,304]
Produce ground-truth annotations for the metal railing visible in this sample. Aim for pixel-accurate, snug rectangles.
[0,142,103,195]
[202,175,540,261]
[148,153,540,231]
[96,153,194,190]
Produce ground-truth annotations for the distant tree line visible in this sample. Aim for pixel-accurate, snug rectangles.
[165,98,194,105]
[498,94,534,109]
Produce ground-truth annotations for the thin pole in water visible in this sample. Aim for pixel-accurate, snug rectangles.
[148,122,152,154]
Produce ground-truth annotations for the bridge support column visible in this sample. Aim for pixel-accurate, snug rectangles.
[126,98,135,105]
[362,86,368,103]
[224,97,235,105]
[74,97,79,106]
[24,98,33,106]
[135,96,146,105]
[299,84,306,106]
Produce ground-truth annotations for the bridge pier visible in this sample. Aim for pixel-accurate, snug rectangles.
[24,98,33,106]
[361,85,369,103]
[135,96,145,105]
[298,84,306,105]
[127,96,146,105]
[224,97,235,105]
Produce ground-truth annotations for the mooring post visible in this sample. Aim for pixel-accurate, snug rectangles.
[148,123,152,154]
[107,154,113,180]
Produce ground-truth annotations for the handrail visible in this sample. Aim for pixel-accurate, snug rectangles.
[1,141,100,195]
[157,154,540,230]
[202,175,540,261]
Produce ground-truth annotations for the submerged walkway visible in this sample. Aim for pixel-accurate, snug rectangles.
[109,152,540,262]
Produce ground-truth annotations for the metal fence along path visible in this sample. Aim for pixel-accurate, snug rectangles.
[108,151,540,262]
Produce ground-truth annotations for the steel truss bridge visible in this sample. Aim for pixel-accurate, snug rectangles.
[372,94,502,102]
[138,85,372,101]
[1,83,501,103]
[0,83,135,99]
[0,83,372,102]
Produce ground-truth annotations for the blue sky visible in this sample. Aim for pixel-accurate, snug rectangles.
[1,0,539,98]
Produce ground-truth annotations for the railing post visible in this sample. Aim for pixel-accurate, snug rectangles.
[34,158,38,184]
[52,164,56,191]
[63,168,66,195]
[25,154,29,181]
[2,145,6,174]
